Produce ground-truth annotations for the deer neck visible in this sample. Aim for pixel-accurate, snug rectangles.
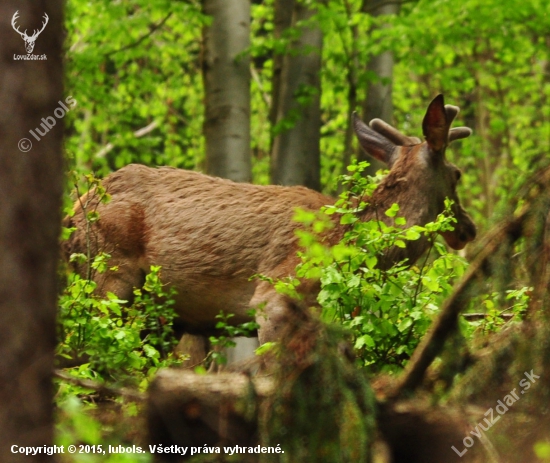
[324,175,435,268]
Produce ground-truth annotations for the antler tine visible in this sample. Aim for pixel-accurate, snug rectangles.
[369,118,422,146]
[11,10,19,26]
[445,104,460,124]
[40,13,49,31]
[31,13,49,38]
[449,127,472,142]
[366,101,472,146]
[11,11,25,37]
[445,104,473,142]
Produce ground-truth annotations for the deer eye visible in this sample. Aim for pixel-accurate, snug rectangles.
[455,170,462,182]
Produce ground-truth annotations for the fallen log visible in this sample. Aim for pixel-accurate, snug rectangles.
[147,368,488,463]
[148,369,273,462]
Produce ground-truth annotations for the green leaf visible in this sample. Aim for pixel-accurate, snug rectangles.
[405,229,421,240]
[340,213,358,224]
[385,203,400,217]
[194,365,207,375]
[143,344,160,359]
[364,255,378,269]
[348,274,361,288]
[355,334,375,349]
[422,276,440,292]
[398,318,413,332]
[61,227,76,240]
[256,342,277,356]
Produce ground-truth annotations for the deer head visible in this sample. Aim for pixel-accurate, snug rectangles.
[11,11,49,54]
[353,94,476,261]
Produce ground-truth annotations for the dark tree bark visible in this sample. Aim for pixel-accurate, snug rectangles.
[360,0,400,175]
[0,1,64,461]
[202,0,252,182]
[270,1,323,191]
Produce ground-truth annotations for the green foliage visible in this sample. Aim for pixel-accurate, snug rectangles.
[58,262,180,386]
[65,0,206,174]
[289,163,469,371]
[56,246,180,459]
[461,286,531,338]
[56,396,151,463]
[387,0,550,228]
[535,441,550,461]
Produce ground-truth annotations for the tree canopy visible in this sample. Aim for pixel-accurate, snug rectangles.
[66,0,550,230]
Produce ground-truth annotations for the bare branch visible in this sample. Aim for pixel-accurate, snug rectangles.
[362,0,418,14]
[105,12,173,58]
[250,66,271,107]
[54,370,145,401]
[389,209,528,399]
[95,121,159,158]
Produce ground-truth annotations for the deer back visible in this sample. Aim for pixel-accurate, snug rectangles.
[64,165,333,328]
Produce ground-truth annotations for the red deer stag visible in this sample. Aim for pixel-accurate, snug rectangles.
[64,95,476,346]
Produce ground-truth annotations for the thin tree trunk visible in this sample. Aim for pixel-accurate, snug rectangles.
[270,2,323,191]
[201,0,254,365]
[339,0,361,192]
[269,0,295,129]
[202,0,251,182]
[0,1,64,461]
[360,0,400,175]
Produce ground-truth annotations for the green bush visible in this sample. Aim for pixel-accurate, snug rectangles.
[287,162,470,372]
[57,262,181,386]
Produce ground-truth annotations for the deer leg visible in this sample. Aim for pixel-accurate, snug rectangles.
[175,334,208,368]
[225,337,259,364]
[251,282,294,345]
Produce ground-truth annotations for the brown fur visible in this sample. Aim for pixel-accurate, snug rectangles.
[64,95,476,344]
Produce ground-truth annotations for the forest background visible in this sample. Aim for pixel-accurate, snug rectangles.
[60,0,550,458]
[66,0,550,234]
[2,0,550,462]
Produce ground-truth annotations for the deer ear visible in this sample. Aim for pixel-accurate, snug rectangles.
[422,94,450,153]
[353,112,396,165]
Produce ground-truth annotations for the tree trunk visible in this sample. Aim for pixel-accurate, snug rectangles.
[360,0,400,175]
[201,1,255,365]
[202,0,251,182]
[0,1,64,461]
[269,0,295,129]
[270,2,323,191]
[339,2,361,190]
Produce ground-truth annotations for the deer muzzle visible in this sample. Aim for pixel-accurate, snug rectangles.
[441,212,477,250]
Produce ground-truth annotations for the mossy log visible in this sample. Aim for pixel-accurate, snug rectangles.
[148,370,274,462]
